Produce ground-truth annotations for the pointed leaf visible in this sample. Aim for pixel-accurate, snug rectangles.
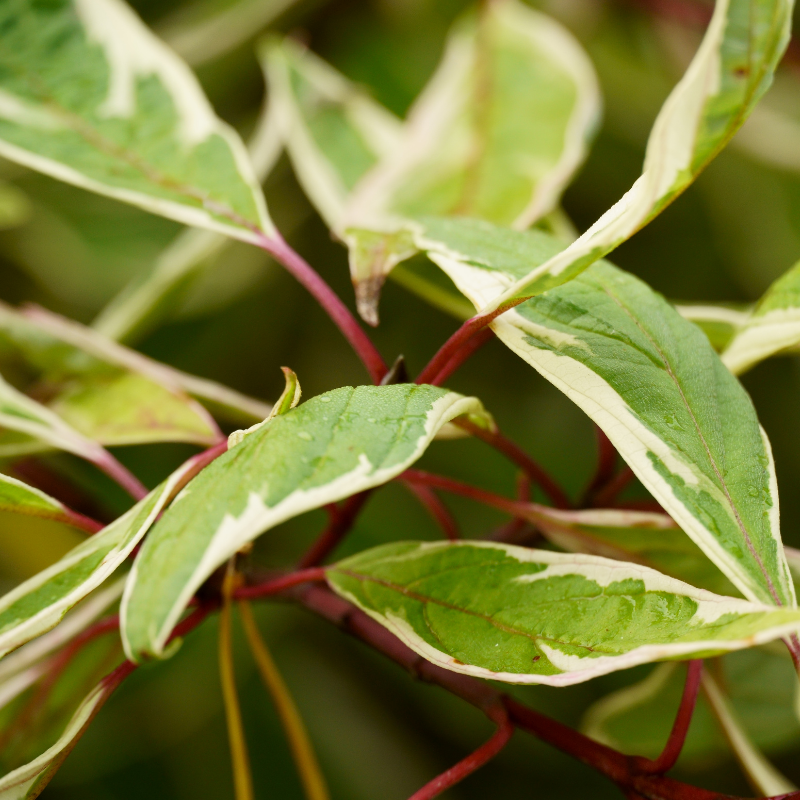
[121,384,489,661]
[263,38,402,232]
[531,507,737,597]
[0,666,125,799]
[0,472,100,534]
[0,452,205,661]
[327,541,800,686]
[427,221,793,607]
[0,0,273,243]
[91,79,284,344]
[722,260,800,374]
[340,0,600,319]
[582,646,800,764]
[474,0,793,313]
[0,302,268,427]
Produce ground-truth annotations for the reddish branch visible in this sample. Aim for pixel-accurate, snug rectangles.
[415,300,528,387]
[255,232,388,384]
[427,327,495,387]
[296,491,372,568]
[455,418,571,509]
[407,711,514,800]
[636,660,703,775]
[402,480,460,540]
[581,427,619,506]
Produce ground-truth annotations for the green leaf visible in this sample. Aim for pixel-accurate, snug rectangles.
[722,260,800,374]
[0,453,201,661]
[531,507,738,597]
[263,38,403,233]
[583,647,800,780]
[121,384,489,661]
[91,76,284,344]
[340,0,600,320]
[427,220,793,608]
[471,0,793,313]
[0,578,123,713]
[0,0,273,243]
[675,304,751,352]
[0,666,121,799]
[327,541,800,686]
[0,302,268,429]
[159,0,302,68]
[0,472,99,534]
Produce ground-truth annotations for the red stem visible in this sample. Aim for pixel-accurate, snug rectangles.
[256,232,388,384]
[296,491,372,568]
[402,481,460,540]
[62,508,105,535]
[581,427,618,506]
[403,468,543,522]
[235,568,328,600]
[636,660,703,774]
[428,327,495,387]
[592,466,636,507]
[416,301,526,387]
[407,714,514,800]
[93,452,148,501]
[455,419,570,509]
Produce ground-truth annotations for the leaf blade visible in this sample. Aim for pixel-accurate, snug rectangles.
[121,384,489,661]
[327,541,800,686]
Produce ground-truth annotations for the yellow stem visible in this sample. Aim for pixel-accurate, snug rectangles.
[239,600,331,800]
[219,564,255,800]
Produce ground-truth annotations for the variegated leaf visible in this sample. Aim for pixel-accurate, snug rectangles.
[1,302,269,426]
[0,450,209,661]
[474,0,793,313]
[327,541,800,686]
[0,665,126,799]
[675,304,751,352]
[0,0,273,243]
[722,260,800,375]
[91,75,284,344]
[121,384,490,661]
[423,219,793,607]
[530,507,737,597]
[0,472,101,534]
[263,37,402,233]
[583,646,800,770]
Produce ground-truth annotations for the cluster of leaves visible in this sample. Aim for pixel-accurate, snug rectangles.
[2,0,800,798]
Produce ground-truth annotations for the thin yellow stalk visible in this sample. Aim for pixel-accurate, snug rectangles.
[219,564,255,800]
[238,599,331,800]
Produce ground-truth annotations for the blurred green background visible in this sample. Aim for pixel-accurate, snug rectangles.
[3,0,800,797]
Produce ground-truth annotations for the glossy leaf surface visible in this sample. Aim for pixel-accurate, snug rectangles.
[0,0,273,243]
[477,0,793,312]
[427,220,793,608]
[338,0,599,321]
[328,541,800,686]
[122,384,488,661]
[0,453,203,661]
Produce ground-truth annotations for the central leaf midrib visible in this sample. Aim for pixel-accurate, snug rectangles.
[600,285,779,604]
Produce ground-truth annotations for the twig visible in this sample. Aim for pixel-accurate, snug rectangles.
[402,481,460,540]
[296,491,372,568]
[236,568,328,600]
[592,466,636,508]
[219,563,254,800]
[239,600,330,800]
[93,452,148,501]
[454,419,571,509]
[415,300,527,387]
[635,660,703,774]
[407,712,514,800]
[581,427,618,506]
[427,327,495,387]
[255,232,388,384]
